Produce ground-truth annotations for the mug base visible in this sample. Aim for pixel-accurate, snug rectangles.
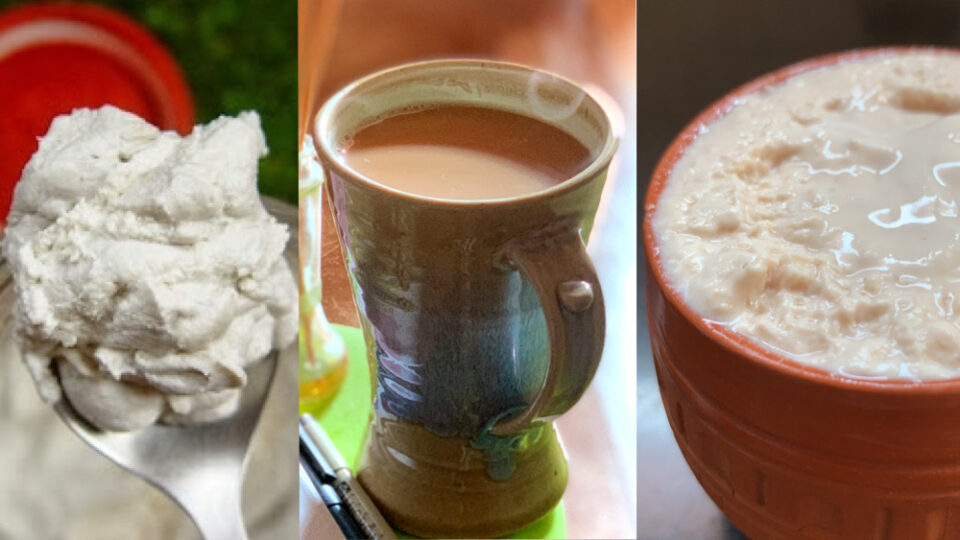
[357,418,568,538]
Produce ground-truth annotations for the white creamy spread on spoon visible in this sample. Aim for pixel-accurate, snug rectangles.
[3,106,297,430]
[653,53,960,380]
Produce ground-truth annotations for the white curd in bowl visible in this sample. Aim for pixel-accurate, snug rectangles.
[653,52,960,380]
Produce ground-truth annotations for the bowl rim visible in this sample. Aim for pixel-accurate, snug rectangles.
[643,45,960,395]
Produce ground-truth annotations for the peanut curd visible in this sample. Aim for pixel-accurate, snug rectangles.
[653,53,960,380]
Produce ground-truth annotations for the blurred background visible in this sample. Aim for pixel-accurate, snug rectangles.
[303,1,637,538]
[638,1,960,538]
[2,0,297,204]
[111,0,298,203]
[0,1,297,538]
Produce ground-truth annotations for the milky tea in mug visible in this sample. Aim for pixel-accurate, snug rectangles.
[341,105,593,199]
[315,60,617,538]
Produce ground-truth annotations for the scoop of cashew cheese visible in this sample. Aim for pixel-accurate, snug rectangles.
[3,106,297,430]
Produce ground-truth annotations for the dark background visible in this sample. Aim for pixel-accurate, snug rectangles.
[638,0,960,204]
[637,1,960,537]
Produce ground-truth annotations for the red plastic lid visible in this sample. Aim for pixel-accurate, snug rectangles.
[0,3,194,222]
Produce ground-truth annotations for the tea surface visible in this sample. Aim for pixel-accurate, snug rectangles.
[341,105,591,200]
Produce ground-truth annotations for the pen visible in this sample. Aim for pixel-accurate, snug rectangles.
[300,427,367,539]
[300,414,397,540]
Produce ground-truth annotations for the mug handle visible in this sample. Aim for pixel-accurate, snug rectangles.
[491,222,605,436]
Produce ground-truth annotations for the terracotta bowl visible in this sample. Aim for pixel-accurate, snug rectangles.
[643,47,960,539]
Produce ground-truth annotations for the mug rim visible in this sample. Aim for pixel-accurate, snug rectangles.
[643,45,960,396]
[313,58,619,207]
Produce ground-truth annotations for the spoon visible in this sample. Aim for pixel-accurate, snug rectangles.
[53,352,279,540]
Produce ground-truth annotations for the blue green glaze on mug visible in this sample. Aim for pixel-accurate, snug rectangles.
[315,59,617,539]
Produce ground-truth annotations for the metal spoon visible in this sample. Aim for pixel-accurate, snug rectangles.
[53,352,278,540]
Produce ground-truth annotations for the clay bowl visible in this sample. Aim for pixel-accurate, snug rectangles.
[643,47,960,539]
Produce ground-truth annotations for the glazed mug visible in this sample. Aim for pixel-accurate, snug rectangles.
[313,59,618,538]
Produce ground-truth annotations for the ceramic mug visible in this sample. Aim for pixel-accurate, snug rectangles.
[313,59,618,538]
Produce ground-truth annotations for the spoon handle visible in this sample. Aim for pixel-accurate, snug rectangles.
[192,506,249,540]
[179,475,249,540]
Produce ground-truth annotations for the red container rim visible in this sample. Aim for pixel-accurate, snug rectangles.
[0,2,194,131]
[0,2,194,221]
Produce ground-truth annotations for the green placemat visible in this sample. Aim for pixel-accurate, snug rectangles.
[300,324,567,540]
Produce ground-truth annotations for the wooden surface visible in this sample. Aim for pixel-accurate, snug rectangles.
[308,2,636,537]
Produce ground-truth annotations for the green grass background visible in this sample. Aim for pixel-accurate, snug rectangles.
[4,0,297,203]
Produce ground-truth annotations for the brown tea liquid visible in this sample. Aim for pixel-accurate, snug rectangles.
[340,105,592,200]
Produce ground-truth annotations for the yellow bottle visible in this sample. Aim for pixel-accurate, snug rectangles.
[298,135,347,407]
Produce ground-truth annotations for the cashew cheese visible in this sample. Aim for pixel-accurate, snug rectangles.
[3,106,297,429]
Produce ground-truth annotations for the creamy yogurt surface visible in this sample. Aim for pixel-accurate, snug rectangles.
[653,53,960,380]
[2,106,297,429]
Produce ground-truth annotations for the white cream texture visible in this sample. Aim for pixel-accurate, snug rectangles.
[653,53,960,380]
[3,106,297,429]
